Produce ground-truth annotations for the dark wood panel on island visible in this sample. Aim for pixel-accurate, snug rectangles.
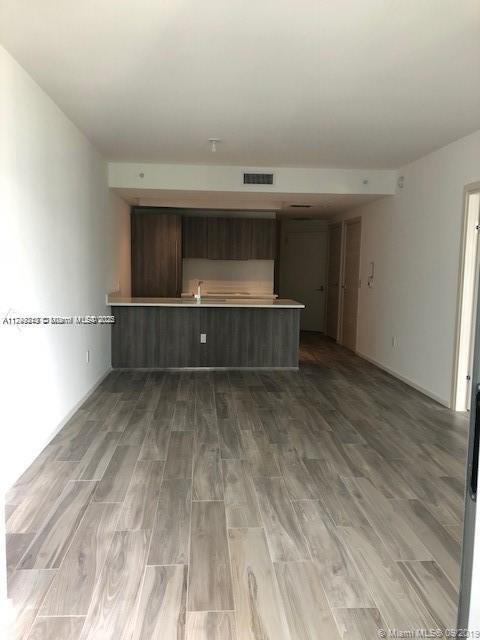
[111,306,300,368]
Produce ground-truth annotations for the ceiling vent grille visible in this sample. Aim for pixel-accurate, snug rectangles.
[243,172,274,185]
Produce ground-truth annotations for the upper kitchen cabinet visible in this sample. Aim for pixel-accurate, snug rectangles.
[131,208,182,297]
[183,215,276,260]
[250,218,276,259]
[207,217,253,260]
[182,216,209,258]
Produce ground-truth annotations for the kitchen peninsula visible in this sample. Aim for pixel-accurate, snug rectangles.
[109,296,304,369]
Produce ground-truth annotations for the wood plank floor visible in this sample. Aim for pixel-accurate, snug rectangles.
[5,333,467,639]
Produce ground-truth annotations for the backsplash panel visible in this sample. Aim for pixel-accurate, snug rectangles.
[182,259,274,295]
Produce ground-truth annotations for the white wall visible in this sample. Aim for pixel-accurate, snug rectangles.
[109,162,397,196]
[0,46,131,494]
[337,129,480,406]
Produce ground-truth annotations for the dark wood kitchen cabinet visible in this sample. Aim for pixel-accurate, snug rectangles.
[250,218,276,259]
[183,215,276,260]
[206,217,228,259]
[182,216,208,258]
[207,217,253,259]
[131,208,182,296]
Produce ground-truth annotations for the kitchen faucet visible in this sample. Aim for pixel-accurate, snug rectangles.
[194,280,203,303]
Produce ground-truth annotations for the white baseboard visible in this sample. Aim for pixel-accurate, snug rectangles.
[355,349,451,408]
[3,366,112,494]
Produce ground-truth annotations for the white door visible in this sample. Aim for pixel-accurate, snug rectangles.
[281,231,328,331]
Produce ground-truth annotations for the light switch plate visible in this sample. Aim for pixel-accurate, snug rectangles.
[200,333,207,343]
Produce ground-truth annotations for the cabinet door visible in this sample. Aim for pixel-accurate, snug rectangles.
[207,217,228,259]
[182,217,208,258]
[206,216,275,260]
[131,210,182,296]
[251,219,276,259]
[207,217,253,260]
[230,218,253,259]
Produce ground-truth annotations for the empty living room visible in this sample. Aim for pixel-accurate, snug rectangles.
[1,1,480,639]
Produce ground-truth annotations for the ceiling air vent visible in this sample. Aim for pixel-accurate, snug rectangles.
[243,172,274,185]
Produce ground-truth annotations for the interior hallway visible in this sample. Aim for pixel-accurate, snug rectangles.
[5,334,467,639]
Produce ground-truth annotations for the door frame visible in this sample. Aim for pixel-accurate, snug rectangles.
[339,216,362,349]
[452,182,480,411]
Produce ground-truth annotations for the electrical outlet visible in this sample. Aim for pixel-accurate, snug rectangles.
[391,336,398,349]
[200,333,207,344]
[86,349,90,363]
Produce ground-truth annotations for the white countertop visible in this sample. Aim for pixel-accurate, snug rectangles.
[108,295,304,309]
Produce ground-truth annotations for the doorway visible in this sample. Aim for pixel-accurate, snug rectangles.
[453,184,480,411]
[340,218,362,351]
[280,231,328,331]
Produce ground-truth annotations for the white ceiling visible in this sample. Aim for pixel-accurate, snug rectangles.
[113,188,383,218]
[1,0,479,169]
